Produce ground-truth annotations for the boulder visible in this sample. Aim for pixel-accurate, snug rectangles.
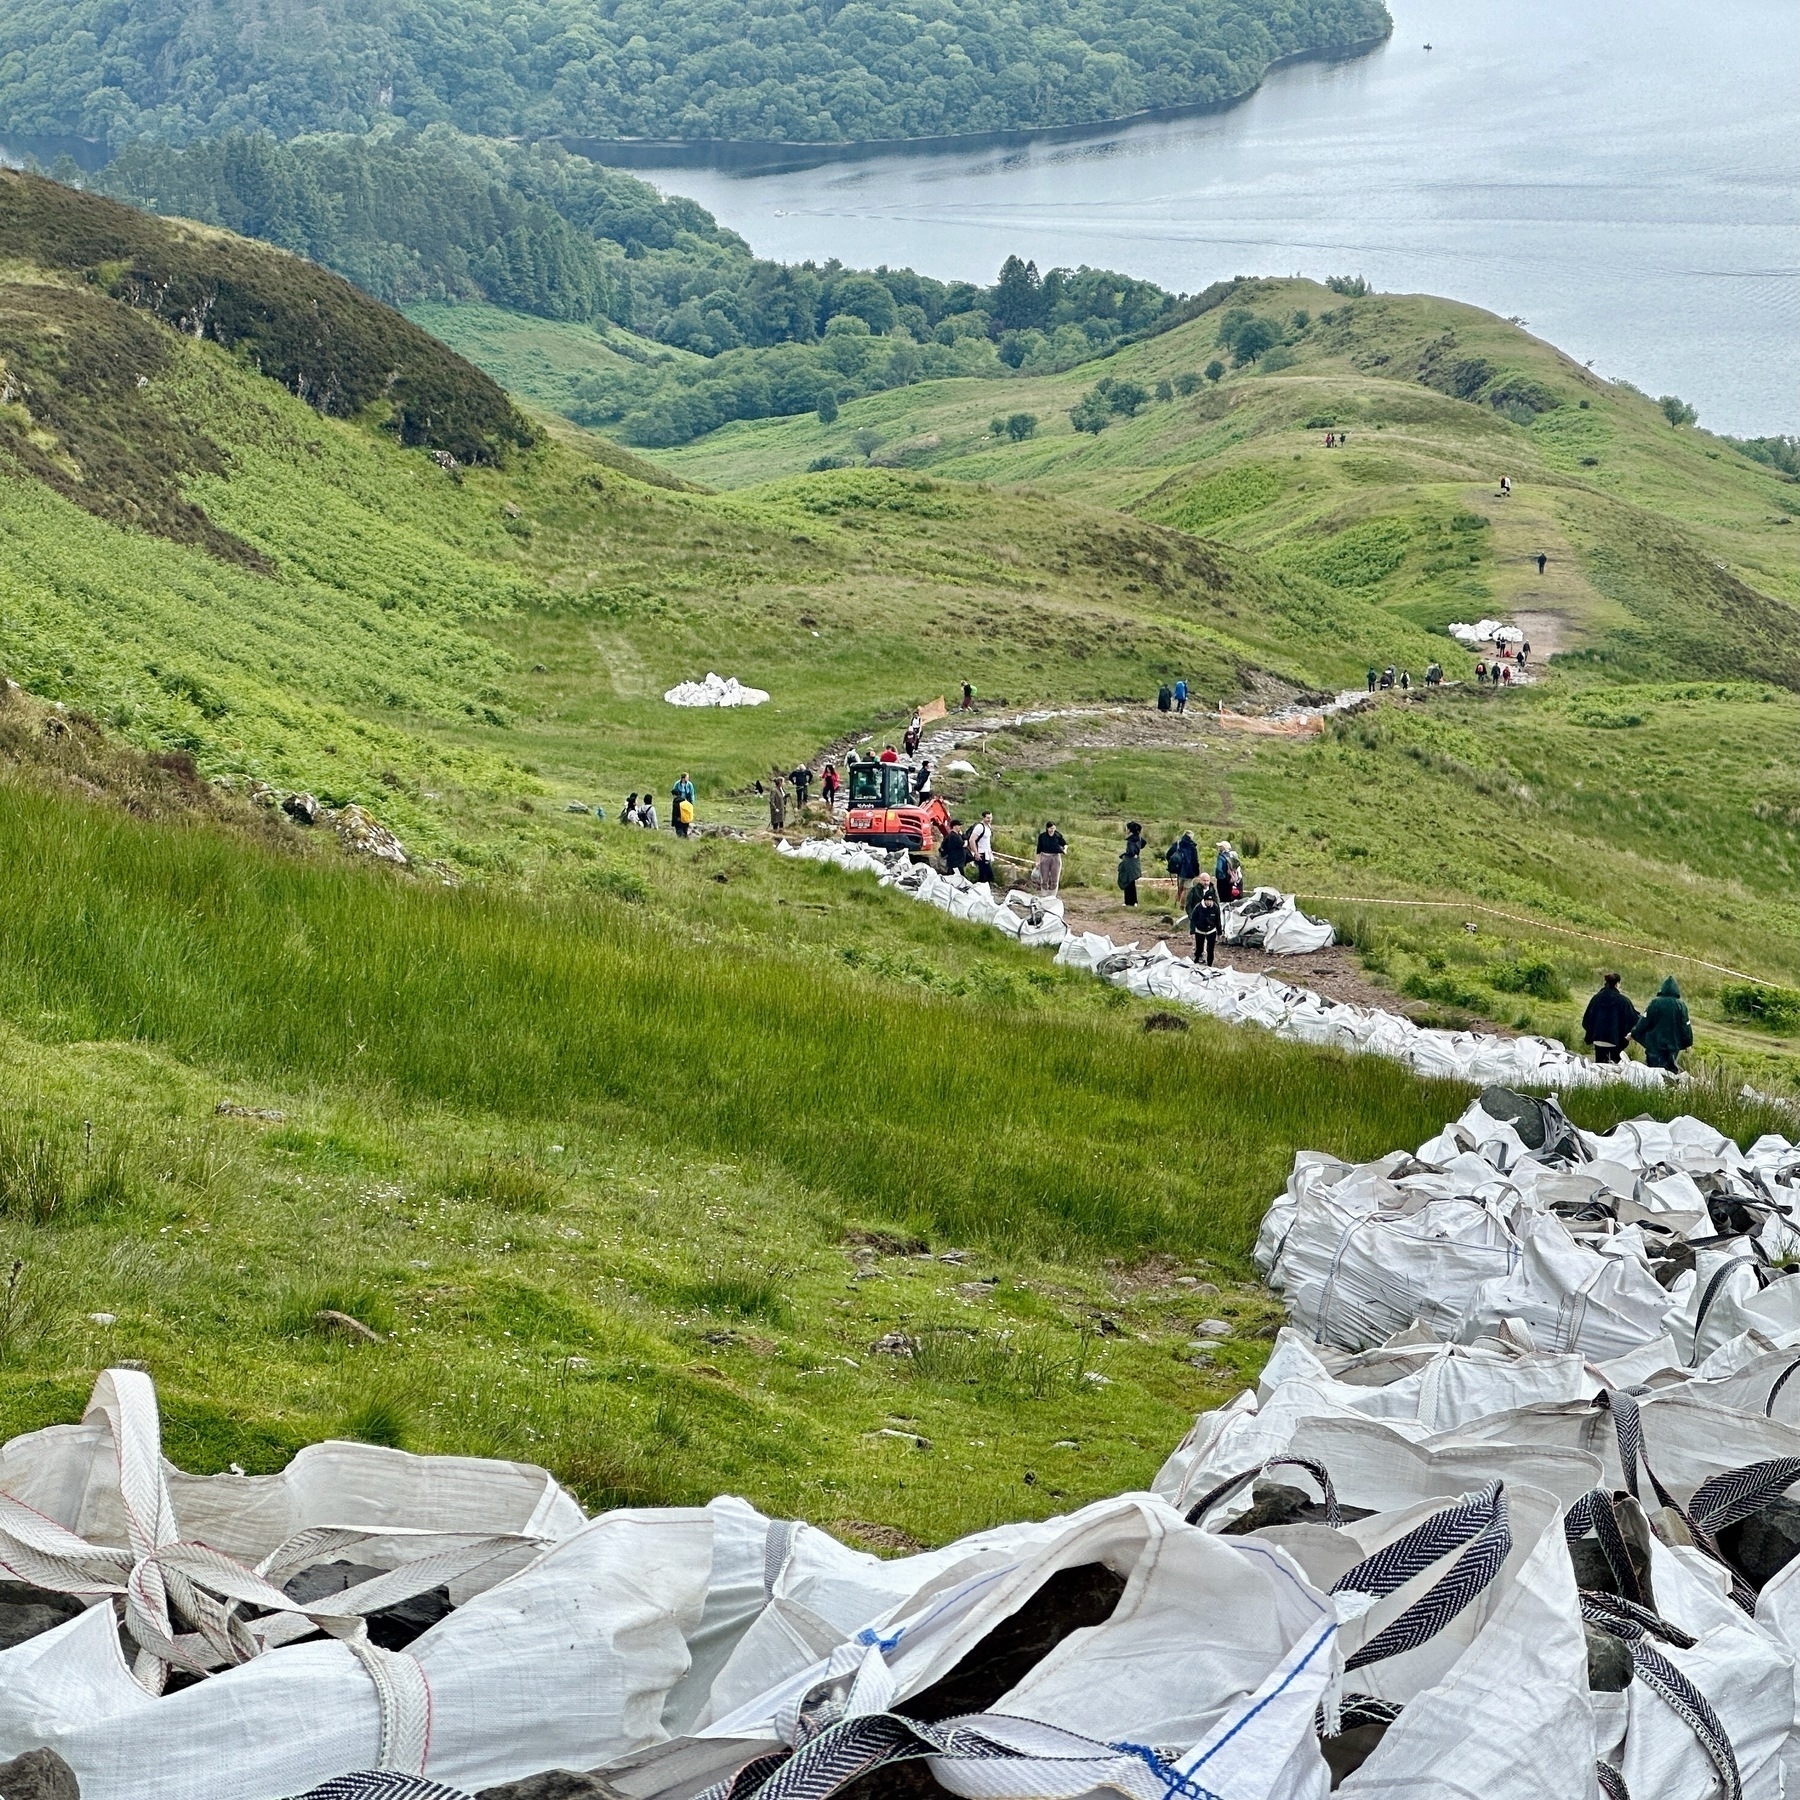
[0,1581,86,1652]
[282,1559,454,1650]
[1719,1495,1800,1589]
[282,791,321,825]
[334,802,408,866]
[0,1748,80,1798]
[1584,1623,1634,1692]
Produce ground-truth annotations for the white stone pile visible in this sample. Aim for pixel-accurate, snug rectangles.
[662,672,770,707]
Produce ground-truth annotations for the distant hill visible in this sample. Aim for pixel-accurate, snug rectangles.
[0,0,1387,147]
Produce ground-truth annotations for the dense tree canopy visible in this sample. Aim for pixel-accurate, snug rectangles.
[1,0,1389,147]
[89,129,1199,446]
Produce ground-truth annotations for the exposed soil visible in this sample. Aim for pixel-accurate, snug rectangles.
[1045,884,1413,1015]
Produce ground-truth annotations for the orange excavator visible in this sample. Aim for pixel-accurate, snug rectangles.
[843,761,951,857]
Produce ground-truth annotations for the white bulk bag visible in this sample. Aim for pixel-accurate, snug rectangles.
[0,1371,719,1798]
[1278,1484,1596,1800]
[697,1494,1338,1800]
[1593,1532,1795,1800]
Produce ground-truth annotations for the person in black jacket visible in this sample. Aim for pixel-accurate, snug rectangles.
[1581,973,1639,1064]
[1186,874,1224,965]
[1117,822,1146,907]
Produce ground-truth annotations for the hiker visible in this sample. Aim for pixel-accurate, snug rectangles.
[1632,977,1694,1072]
[1500,475,1512,498]
[1536,552,1548,575]
[1165,830,1200,903]
[903,711,923,756]
[1501,664,1514,686]
[912,760,933,801]
[767,770,786,832]
[1156,683,1173,714]
[961,682,975,711]
[878,743,899,764]
[1518,641,1531,669]
[941,819,969,875]
[1475,660,1488,685]
[1214,839,1242,901]
[1399,669,1411,691]
[1379,666,1395,690]
[1186,873,1223,965]
[1425,662,1443,686]
[968,811,996,885]
[1035,820,1067,895]
[790,764,812,811]
[671,771,696,838]
[638,793,658,829]
[821,761,841,813]
[1173,677,1188,715]
[622,791,638,824]
[1582,974,1640,1065]
[1367,667,1377,692]
[1118,823,1146,908]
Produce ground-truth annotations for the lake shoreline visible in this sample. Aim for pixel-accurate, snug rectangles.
[559,30,1394,176]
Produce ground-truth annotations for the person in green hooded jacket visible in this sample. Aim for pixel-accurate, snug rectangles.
[1632,977,1693,1072]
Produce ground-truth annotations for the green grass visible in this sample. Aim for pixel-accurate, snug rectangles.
[0,774,1787,1539]
[2,186,1799,1536]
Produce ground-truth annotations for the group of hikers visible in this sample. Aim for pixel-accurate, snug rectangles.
[1155,679,1190,714]
[620,771,697,835]
[1367,664,1445,692]
[1475,634,1531,686]
[1582,971,1693,1072]
[937,812,997,885]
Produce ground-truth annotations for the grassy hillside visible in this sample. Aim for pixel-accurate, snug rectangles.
[595,279,1800,1061]
[1,179,1798,1529]
[4,757,1781,1537]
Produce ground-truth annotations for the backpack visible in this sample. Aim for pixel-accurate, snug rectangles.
[677,800,693,825]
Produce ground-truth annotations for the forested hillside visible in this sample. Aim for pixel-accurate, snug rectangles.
[94,130,1186,444]
[1,0,1387,147]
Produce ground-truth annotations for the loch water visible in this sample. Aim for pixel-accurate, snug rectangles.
[627,0,1799,437]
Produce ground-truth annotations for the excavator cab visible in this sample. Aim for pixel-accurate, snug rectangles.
[843,759,950,856]
[847,762,913,808]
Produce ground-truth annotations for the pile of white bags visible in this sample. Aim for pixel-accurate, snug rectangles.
[1057,936,1665,1090]
[776,837,1661,1089]
[1223,886,1337,954]
[1447,620,1523,647]
[662,673,770,708]
[1154,1318,1800,1799]
[776,839,1069,950]
[19,1322,1800,1795]
[1258,1087,1800,1365]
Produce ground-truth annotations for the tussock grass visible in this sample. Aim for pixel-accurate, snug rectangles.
[0,783,1467,1261]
